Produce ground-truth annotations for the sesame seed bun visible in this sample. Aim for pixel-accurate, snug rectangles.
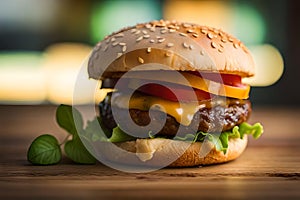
[99,135,248,167]
[88,20,255,80]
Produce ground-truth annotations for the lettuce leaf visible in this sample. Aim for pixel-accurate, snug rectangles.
[239,122,264,139]
[87,119,263,154]
[108,126,135,143]
[174,122,263,154]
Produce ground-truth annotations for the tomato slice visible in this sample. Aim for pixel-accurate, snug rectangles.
[137,83,211,102]
[188,72,243,87]
[124,71,250,99]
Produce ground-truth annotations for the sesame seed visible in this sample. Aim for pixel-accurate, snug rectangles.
[122,46,127,52]
[149,39,155,43]
[138,57,144,64]
[112,42,118,46]
[119,42,126,46]
[135,30,141,35]
[158,38,165,43]
[167,43,174,47]
[150,27,155,32]
[221,38,227,43]
[183,23,191,28]
[156,23,166,27]
[131,29,137,33]
[161,29,167,34]
[103,45,108,51]
[179,32,187,37]
[218,48,223,53]
[207,32,214,39]
[147,47,151,53]
[233,43,239,48]
[115,33,124,38]
[243,48,249,53]
[187,29,194,33]
[183,42,189,48]
[143,34,150,39]
[117,52,122,58]
[200,50,204,55]
[136,36,143,42]
[169,29,176,33]
[228,37,234,42]
[111,37,116,42]
[240,44,247,52]
[142,30,148,34]
[192,33,198,38]
[211,42,217,48]
[189,45,194,50]
[219,32,224,37]
[165,52,171,57]
[200,28,208,34]
[213,29,219,34]
[95,44,101,51]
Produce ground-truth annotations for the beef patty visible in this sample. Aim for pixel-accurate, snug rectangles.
[99,94,251,138]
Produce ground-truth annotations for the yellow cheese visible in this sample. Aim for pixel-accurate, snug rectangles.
[111,93,203,126]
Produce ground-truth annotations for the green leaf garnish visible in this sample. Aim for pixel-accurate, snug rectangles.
[55,105,97,164]
[56,104,83,135]
[64,135,96,164]
[85,117,110,142]
[27,134,62,165]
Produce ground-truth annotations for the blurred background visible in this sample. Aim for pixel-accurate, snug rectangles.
[0,0,298,106]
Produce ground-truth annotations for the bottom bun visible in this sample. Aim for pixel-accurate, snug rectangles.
[97,135,248,167]
[169,135,248,167]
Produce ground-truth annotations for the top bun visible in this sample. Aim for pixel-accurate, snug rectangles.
[88,20,255,80]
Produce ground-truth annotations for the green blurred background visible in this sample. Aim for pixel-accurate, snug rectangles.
[0,0,298,106]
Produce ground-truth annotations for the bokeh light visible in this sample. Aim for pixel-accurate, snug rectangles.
[0,52,46,104]
[243,44,284,86]
[231,3,266,45]
[164,0,266,45]
[42,43,93,104]
[0,0,288,105]
[91,0,161,43]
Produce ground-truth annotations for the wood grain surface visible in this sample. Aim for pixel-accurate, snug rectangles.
[1,105,300,199]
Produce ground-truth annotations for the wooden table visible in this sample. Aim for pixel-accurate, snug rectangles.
[1,105,300,199]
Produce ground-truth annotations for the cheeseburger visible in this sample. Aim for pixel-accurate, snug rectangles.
[88,20,263,167]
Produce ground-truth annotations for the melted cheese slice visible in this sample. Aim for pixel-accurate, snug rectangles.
[111,93,205,126]
[135,139,171,161]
